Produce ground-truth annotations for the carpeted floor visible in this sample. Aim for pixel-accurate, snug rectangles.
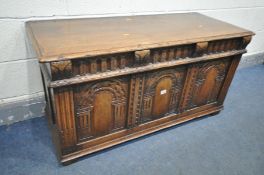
[1,64,264,175]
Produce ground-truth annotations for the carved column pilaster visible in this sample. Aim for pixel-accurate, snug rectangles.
[54,87,77,154]
[127,74,145,128]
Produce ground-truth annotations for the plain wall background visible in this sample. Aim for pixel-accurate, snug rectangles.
[0,0,264,106]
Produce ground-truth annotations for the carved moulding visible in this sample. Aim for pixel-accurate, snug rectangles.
[127,74,145,128]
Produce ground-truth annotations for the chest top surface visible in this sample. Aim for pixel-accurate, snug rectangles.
[26,13,254,62]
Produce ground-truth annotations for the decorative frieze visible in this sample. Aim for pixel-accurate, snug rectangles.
[50,38,246,81]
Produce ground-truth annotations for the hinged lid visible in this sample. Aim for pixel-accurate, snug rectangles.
[26,13,254,63]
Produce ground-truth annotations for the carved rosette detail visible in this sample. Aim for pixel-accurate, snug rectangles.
[242,36,252,48]
[51,60,72,80]
[195,42,208,56]
[135,49,150,65]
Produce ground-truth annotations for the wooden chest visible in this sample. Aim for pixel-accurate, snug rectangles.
[26,13,254,164]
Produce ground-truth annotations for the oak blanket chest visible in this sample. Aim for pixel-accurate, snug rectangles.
[26,13,254,164]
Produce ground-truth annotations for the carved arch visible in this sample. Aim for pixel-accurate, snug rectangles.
[196,61,227,82]
[76,79,127,109]
[145,73,178,95]
[74,78,128,141]
[141,68,186,122]
[187,59,230,109]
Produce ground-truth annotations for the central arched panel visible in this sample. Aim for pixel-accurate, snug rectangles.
[92,91,113,137]
[142,68,187,123]
[152,77,172,118]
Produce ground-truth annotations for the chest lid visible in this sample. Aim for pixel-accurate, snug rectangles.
[26,13,254,63]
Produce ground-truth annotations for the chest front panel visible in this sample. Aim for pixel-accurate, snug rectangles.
[50,51,246,163]
[57,57,233,147]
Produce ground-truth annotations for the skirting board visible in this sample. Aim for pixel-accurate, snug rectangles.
[238,52,264,69]
[0,93,45,126]
[0,52,263,126]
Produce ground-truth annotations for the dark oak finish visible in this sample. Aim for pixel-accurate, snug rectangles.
[26,13,254,164]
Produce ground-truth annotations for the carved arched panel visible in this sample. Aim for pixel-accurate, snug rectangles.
[73,78,128,142]
[152,77,172,118]
[142,67,186,122]
[184,59,230,110]
[93,91,113,136]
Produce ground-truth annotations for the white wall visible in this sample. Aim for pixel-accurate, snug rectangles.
[0,0,264,104]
